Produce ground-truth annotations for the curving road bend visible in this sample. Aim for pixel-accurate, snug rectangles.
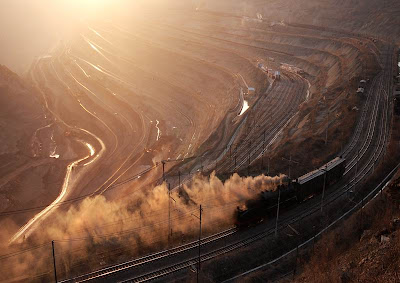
[8,58,107,244]
[9,141,97,244]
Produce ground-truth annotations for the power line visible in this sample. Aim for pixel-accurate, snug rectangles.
[0,167,262,217]
[54,210,197,242]
[0,164,162,216]
[0,195,271,264]
[0,242,49,261]
[0,183,280,259]
[0,155,214,217]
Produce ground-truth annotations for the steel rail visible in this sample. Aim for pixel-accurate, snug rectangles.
[60,228,237,283]
[113,47,394,283]
[58,39,394,283]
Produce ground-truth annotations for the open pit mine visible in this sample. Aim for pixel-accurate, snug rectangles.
[0,0,399,282]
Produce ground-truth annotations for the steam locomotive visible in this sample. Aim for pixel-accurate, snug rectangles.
[234,157,346,228]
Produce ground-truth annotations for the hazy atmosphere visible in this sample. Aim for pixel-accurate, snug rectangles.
[0,0,399,282]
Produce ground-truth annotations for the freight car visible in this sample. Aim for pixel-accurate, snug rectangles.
[235,157,346,228]
[293,157,346,201]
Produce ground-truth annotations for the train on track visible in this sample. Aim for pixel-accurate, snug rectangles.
[235,157,346,228]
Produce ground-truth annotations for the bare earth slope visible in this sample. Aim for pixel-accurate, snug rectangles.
[0,1,399,281]
[292,174,400,283]
[0,66,57,215]
[202,0,400,42]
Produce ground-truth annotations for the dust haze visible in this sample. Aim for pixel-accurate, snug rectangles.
[0,172,284,280]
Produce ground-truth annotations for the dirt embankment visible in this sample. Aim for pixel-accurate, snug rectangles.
[292,174,400,283]
[289,99,400,282]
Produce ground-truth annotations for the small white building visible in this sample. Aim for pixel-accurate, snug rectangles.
[247,87,256,95]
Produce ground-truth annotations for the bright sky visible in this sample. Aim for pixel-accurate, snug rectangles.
[0,0,144,73]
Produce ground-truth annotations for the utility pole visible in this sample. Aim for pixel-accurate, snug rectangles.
[168,183,171,251]
[198,205,202,283]
[261,150,265,171]
[52,240,58,283]
[161,156,196,186]
[320,164,328,212]
[275,185,281,237]
[234,154,237,168]
[360,197,364,230]
[248,152,251,176]
[355,149,360,190]
[248,140,252,175]
[312,226,316,253]
[192,205,202,283]
[325,121,328,145]
[178,171,181,190]
[263,130,266,146]
[261,151,264,169]
[161,160,166,184]
[293,245,299,280]
[282,155,299,179]
[262,131,266,170]
[325,110,334,145]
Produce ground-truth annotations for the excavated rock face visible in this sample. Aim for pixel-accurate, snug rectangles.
[0,65,47,159]
[202,0,400,41]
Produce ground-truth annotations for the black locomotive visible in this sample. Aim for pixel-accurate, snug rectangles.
[235,157,346,228]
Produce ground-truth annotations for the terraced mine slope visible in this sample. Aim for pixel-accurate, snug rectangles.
[0,1,397,282]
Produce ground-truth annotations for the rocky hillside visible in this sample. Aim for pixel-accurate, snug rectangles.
[0,65,47,161]
[293,175,400,283]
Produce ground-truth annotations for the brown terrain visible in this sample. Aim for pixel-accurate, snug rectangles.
[293,176,400,283]
[0,0,399,282]
[0,65,71,224]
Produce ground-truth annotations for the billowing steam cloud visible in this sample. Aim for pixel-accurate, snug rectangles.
[0,172,285,281]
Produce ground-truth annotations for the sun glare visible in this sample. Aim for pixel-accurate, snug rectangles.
[57,0,116,18]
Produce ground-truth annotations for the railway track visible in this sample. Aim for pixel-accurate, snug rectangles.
[344,75,383,174]
[53,17,395,282]
[340,74,380,159]
[344,45,393,177]
[61,95,389,283]
[161,73,304,186]
[216,74,307,174]
[60,228,237,283]
[54,68,307,283]
[84,46,393,282]
[237,74,307,171]
[117,96,391,282]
